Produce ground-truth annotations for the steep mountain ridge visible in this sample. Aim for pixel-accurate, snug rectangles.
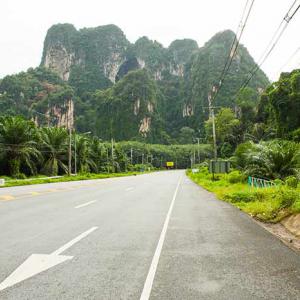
[41,24,200,88]
[0,24,269,143]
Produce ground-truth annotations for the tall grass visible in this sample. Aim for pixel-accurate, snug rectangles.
[188,167,300,222]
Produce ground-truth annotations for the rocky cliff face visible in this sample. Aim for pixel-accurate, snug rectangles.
[43,45,74,81]
[41,24,199,92]
[41,24,129,90]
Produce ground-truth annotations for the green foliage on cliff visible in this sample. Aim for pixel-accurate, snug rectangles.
[0,67,73,124]
[257,70,300,138]
[168,39,199,65]
[41,23,129,96]
[76,69,167,142]
[183,31,268,124]
[41,23,78,61]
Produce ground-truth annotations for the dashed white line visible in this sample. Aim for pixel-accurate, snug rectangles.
[74,200,97,209]
[140,176,182,300]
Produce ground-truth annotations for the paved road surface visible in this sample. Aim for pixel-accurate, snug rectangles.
[0,171,299,299]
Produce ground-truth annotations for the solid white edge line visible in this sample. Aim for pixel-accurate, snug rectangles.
[140,176,182,300]
[51,226,98,255]
[74,200,97,209]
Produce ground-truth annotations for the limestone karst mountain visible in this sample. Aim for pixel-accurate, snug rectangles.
[0,24,269,143]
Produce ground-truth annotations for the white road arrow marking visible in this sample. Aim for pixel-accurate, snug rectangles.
[0,226,98,291]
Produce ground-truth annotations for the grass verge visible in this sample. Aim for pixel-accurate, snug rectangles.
[187,168,300,223]
[1,172,147,188]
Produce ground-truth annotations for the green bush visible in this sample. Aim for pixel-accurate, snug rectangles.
[292,198,300,213]
[285,176,298,189]
[131,164,153,172]
[276,188,299,208]
[13,173,27,180]
[224,191,255,203]
[199,166,209,175]
[227,170,246,184]
[273,179,284,186]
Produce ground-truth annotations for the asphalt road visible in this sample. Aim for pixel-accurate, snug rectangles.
[0,170,299,299]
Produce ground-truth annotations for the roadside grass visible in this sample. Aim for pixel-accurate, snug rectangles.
[187,167,300,223]
[1,172,148,188]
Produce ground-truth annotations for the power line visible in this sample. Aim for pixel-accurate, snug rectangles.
[206,0,256,160]
[239,0,300,91]
[211,0,256,103]
[276,47,300,77]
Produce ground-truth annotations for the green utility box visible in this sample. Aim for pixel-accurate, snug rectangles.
[209,160,230,174]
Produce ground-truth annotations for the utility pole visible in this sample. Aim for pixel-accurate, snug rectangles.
[208,91,217,161]
[67,99,74,176]
[111,138,114,172]
[130,148,133,165]
[68,126,72,176]
[106,148,109,173]
[196,137,200,163]
[193,149,196,166]
[74,130,77,175]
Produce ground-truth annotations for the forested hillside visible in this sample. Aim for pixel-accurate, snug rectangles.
[1,24,270,144]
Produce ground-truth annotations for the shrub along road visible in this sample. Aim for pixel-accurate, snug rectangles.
[0,171,299,299]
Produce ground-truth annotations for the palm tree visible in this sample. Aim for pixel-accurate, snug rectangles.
[89,137,106,173]
[0,116,41,177]
[243,140,300,179]
[75,135,97,173]
[39,127,68,176]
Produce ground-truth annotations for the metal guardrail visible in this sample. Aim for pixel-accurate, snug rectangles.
[248,176,276,188]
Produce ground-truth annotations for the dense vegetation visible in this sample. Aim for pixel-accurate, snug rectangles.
[0,67,74,126]
[257,69,300,139]
[188,138,300,222]
[0,115,212,179]
[188,167,300,222]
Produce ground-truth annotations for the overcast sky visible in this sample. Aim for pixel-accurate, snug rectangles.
[1,0,300,81]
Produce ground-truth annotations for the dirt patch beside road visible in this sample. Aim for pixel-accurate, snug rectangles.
[257,215,300,253]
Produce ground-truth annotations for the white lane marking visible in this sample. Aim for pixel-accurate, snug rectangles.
[0,227,98,291]
[52,226,98,255]
[140,177,182,300]
[74,200,97,209]
[125,187,134,191]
